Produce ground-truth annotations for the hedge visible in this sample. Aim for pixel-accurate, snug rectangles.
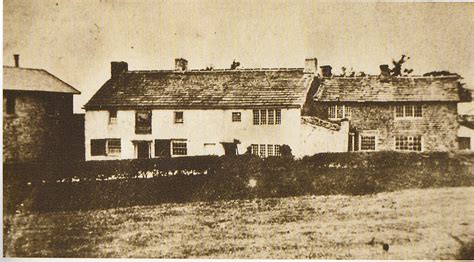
[3,152,474,214]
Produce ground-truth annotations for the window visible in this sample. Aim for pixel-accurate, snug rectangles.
[274,145,281,156]
[275,110,281,124]
[91,139,106,156]
[360,135,376,151]
[109,109,117,124]
[328,105,351,120]
[459,137,471,150]
[174,111,184,124]
[260,110,267,125]
[253,109,282,125]
[107,139,121,155]
[267,144,274,156]
[232,112,241,122]
[135,110,152,134]
[253,110,260,125]
[155,139,171,157]
[395,135,422,151]
[268,110,274,125]
[259,144,266,157]
[172,140,187,155]
[394,105,422,119]
[91,139,120,156]
[251,144,259,155]
[250,144,282,157]
[6,94,16,115]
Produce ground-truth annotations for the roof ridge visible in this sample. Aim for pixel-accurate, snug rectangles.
[327,75,460,79]
[127,68,304,74]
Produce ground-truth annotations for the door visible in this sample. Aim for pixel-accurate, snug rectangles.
[137,141,150,159]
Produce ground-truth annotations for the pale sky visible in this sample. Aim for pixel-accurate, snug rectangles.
[3,1,473,112]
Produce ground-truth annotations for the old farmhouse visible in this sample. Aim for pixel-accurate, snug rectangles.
[310,66,467,151]
[83,58,348,160]
[3,55,81,163]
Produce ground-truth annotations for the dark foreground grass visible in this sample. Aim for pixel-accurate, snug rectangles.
[4,187,473,259]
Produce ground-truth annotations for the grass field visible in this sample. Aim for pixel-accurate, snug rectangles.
[4,186,474,259]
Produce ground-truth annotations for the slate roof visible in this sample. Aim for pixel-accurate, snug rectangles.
[84,69,311,110]
[314,76,461,102]
[3,66,80,94]
[301,116,341,131]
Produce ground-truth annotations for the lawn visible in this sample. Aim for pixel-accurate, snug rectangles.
[4,186,473,259]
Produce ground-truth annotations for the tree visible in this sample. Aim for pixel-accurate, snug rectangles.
[391,54,413,76]
[230,60,240,70]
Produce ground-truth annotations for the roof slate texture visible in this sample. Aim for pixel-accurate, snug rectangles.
[85,69,311,110]
[314,76,461,102]
[3,66,80,94]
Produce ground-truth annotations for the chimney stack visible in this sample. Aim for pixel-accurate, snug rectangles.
[175,58,188,72]
[13,54,20,68]
[304,58,318,74]
[111,61,128,78]
[320,65,333,77]
[379,64,390,77]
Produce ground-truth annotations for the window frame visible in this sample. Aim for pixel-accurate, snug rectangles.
[135,110,152,134]
[174,111,184,124]
[171,139,187,156]
[106,139,121,156]
[359,134,377,151]
[232,112,242,122]
[394,105,423,119]
[253,110,260,125]
[108,109,117,125]
[394,135,423,151]
[328,105,351,120]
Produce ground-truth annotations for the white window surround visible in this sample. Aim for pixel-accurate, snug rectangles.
[328,105,351,120]
[394,105,422,119]
[172,139,187,156]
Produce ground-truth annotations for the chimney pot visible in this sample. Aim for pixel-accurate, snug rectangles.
[111,61,128,78]
[379,64,390,77]
[175,58,188,71]
[13,54,20,68]
[304,58,318,74]
[320,65,333,77]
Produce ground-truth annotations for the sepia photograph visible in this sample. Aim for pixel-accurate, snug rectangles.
[2,0,474,259]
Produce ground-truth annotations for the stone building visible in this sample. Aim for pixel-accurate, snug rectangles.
[3,55,81,163]
[310,66,467,152]
[83,58,348,160]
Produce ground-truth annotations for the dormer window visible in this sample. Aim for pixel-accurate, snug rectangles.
[108,109,117,124]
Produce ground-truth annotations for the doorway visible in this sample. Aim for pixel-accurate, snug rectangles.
[135,141,151,159]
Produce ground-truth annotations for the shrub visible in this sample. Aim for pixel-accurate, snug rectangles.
[3,152,473,213]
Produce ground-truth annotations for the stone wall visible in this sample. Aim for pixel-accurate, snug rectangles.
[311,102,459,151]
[3,90,75,163]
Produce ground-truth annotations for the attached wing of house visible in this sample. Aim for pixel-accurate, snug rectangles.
[313,75,467,152]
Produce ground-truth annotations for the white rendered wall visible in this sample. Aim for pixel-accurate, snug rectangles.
[85,108,303,160]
